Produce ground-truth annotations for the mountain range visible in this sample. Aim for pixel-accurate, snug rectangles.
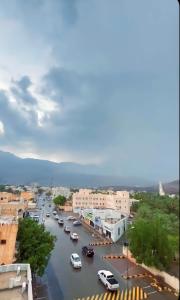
[0,151,178,192]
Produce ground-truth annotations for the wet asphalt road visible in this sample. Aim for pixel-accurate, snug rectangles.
[36,196,127,300]
[43,212,128,300]
[37,196,178,300]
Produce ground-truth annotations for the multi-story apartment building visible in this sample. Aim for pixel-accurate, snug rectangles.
[73,189,130,215]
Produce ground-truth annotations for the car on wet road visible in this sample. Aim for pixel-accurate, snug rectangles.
[70,253,82,268]
[82,246,94,257]
[58,219,64,225]
[97,270,119,291]
[64,225,71,233]
[70,232,79,240]
[73,220,82,226]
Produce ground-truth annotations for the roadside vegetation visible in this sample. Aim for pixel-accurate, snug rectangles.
[16,218,56,276]
[53,195,67,206]
[128,193,179,271]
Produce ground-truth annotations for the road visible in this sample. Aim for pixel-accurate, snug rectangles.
[35,195,178,300]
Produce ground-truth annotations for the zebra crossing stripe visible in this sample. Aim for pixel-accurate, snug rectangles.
[140,288,143,300]
[132,287,136,300]
[107,293,112,300]
[103,292,108,300]
[128,289,132,300]
[115,290,120,300]
[120,289,124,300]
[76,287,148,300]
[136,286,139,300]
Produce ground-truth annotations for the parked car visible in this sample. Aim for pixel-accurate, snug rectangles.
[58,219,64,225]
[53,211,57,215]
[97,270,119,291]
[73,220,82,226]
[33,215,40,222]
[70,233,79,240]
[82,246,94,257]
[46,213,50,217]
[55,215,59,220]
[64,226,71,233]
[67,216,76,221]
[70,253,82,268]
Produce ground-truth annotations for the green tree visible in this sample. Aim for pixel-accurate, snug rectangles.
[53,195,67,206]
[16,218,56,276]
[128,215,174,270]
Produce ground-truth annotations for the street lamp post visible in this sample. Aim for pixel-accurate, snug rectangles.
[123,225,135,289]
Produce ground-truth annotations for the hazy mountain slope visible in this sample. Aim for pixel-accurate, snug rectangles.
[0,151,152,187]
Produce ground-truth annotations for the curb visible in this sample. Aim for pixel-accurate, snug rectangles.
[89,241,113,246]
[122,273,149,279]
[103,254,125,259]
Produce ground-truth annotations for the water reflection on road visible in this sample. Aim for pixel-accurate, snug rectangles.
[42,210,125,300]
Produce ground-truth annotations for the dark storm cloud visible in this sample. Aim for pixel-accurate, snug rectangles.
[0,0,178,180]
[11,76,37,105]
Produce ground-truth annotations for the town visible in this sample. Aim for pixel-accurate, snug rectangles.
[0,183,179,300]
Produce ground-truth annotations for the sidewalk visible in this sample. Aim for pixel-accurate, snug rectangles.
[81,219,111,243]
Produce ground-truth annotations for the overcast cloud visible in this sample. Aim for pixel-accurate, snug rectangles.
[0,0,179,181]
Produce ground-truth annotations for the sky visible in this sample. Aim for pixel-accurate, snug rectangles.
[0,0,179,182]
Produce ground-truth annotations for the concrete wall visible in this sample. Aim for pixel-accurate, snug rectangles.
[0,264,33,300]
[123,246,179,292]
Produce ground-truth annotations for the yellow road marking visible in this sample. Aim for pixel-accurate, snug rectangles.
[124,289,128,300]
[132,286,135,300]
[144,291,148,299]
[103,292,108,300]
[136,286,140,300]
[111,292,116,300]
[115,290,120,300]
[120,290,124,300]
[107,293,112,300]
[99,293,104,300]
[94,294,99,300]
[90,295,95,300]
[140,288,143,300]
[128,289,132,300]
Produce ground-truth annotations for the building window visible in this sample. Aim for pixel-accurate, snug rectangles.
[0,240,6,244]
[118,228,120,236]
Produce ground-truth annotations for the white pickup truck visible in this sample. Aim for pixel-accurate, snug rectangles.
[97,270,119,291]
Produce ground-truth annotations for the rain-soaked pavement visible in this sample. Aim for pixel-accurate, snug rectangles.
[37,196,178,300]
[42,211,128,300]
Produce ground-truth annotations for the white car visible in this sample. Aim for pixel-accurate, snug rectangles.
[55,215,59,220]
[97,270,119,291]
[70,253,82,268]
[67,216,76,221]
[53,211,57,215]
[70,233,79,240]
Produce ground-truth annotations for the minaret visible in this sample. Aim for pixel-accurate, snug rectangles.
[159,181,165,196]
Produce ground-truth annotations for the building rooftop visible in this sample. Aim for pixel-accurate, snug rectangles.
[0,264,33,300]
[0,215,18,224]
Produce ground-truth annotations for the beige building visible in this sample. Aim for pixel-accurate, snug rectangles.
[0,216,18,265]
[73,189,130,215]
[0,192,19,203]
[20,191,34,202]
